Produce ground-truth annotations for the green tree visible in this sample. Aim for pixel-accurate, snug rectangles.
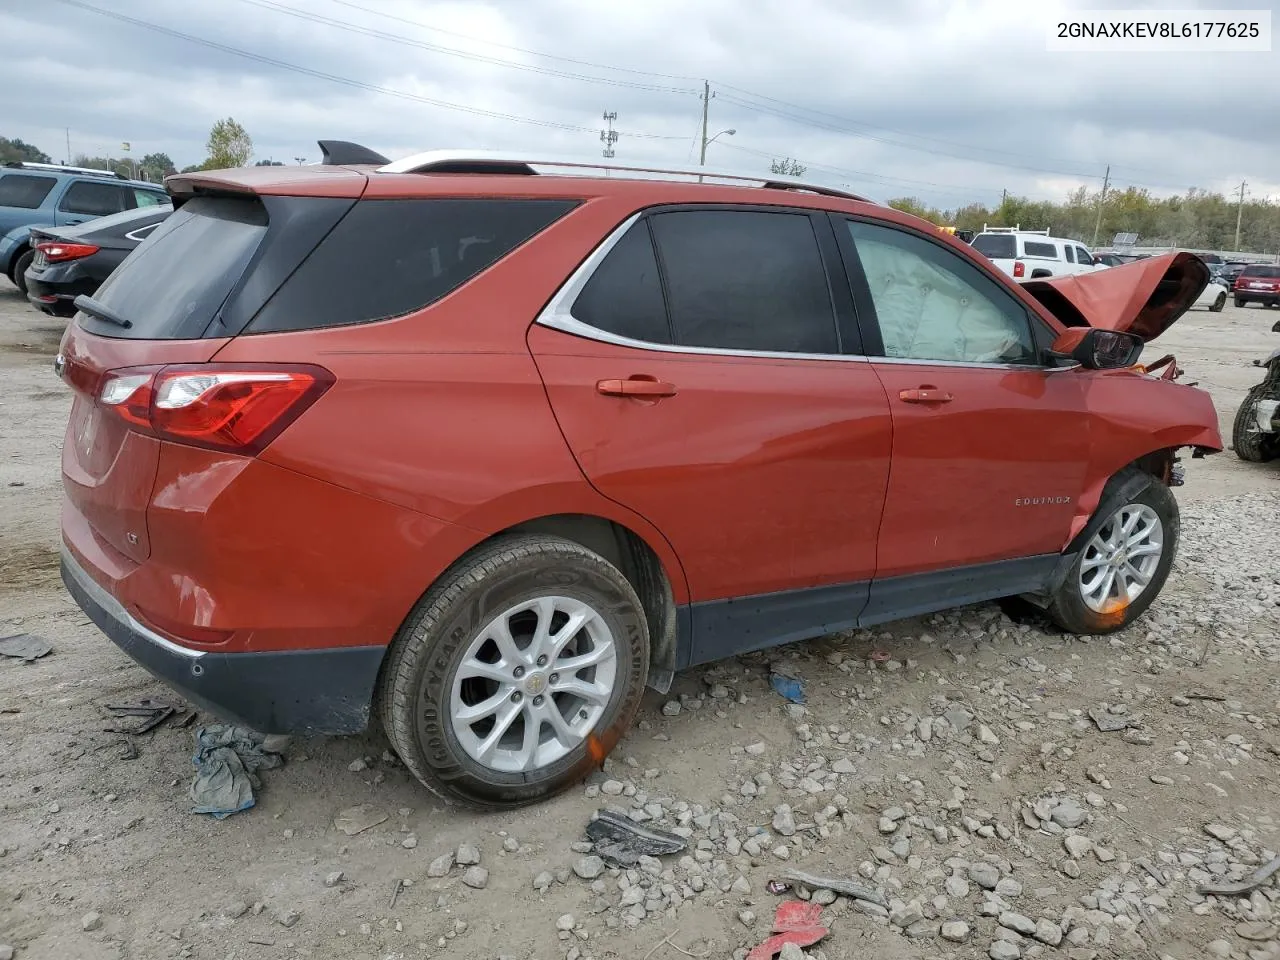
[0,136,51,164]
[139,152,176,182]
[769,157,807,177]
[206,117,253,169]
[887,197,947,225]
[254,159,284,166]
[73,153,133,178]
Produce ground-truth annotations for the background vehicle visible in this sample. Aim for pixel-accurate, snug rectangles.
[1221,261,1251,288]
[970,225,1106,280]
[0,161,167,295]
[59,146,1221,809]
[1192,279,1229,313]
[25,204,173,317]
[1233,264,1280,308]
[1233,318,1280,461]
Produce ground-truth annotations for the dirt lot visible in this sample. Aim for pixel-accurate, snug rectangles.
[1,282,1278,960]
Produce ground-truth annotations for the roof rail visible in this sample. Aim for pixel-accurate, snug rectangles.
[376,150,873,203]
[980,223,1052,235]
[4,160,125,180]
[318,140,390,166]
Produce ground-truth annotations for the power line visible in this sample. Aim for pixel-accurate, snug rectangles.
[48,0,689,141]
[235,0,699,95]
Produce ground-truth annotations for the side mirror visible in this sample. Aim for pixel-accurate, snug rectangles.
[1047,328,1144,370]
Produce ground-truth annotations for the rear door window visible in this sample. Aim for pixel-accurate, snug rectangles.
[647,209,839,354]
[0,174,57,209]
[971,234,1015,259]
[134,189,167,207]
[59,181,129,216]
[1063,246,1075,263]
[83,196,267,339]
[248,198,578,333]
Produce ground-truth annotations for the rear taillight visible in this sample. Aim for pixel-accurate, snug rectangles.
[1012,260,1025,278]
[37,241,99,263]
[96,364,333,455]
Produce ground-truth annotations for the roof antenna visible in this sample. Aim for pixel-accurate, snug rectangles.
[317,140,391,166]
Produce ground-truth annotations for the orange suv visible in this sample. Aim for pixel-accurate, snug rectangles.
[58,141,1222,807]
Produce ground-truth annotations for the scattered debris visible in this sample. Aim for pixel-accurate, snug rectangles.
[746,902,827,960]
[189,725,284,819]
[389,879,403,908]
[104,699,176,735]
[333,804,388,837]
[1197,854,1280,897]
[0,634,52,662]
[768,671,805,704]
[642,929,710,960]
[776,869,886,907]
[1088,705,1129,732]
[586,809,687,867]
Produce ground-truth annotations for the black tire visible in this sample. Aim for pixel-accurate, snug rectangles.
[1234,296,1246,308]
[1045,469,1178,635]
[1210,292,1226,313]
[1233,381,1279,462]
[377,534,649,809]
[11,249,33,296]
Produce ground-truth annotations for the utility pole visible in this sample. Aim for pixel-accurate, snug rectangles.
[600,111,618,159]
[698,81,710,166]
[1235,180,1248,251]
[1091,164,1110,247]
[65,128,71,166]
[294,156,307,165]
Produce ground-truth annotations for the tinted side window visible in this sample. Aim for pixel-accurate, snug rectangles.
[1076,247,1093,265]
[845,219,1036,365]
[250,198,577,333]
[572,221,670,344]
[134,189,167,208]
[60,181,128,216]
[0,174,56,209]
[648,210,838,354]
[1023,241,1058,258]
[1063,246,1075,263]
[971,234,1015,259]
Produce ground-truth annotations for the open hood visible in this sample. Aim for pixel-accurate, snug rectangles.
[1021,252,1209,342]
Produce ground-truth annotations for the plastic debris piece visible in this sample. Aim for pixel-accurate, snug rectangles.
[0,634,53,661]
[769,673,805,704]
[1198,855,1280,897]
[333,803,389,836]
[745,901,828,960]
[766,880,791,895]
[586,808,687,867]
[778,869,887,906]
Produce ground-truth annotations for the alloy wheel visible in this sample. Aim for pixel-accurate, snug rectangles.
[1077,504,1164,613]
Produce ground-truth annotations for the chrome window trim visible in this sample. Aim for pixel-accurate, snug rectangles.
[533,212,1078,373]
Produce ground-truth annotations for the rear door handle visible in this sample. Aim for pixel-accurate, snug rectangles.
[596,376,677,398]
[899,387,953,404]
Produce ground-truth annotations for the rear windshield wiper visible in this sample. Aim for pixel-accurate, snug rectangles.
[73,295,132,329]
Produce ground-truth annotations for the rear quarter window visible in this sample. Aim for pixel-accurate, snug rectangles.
[971,234,1015,259]
[248,198,579,333]
[1022,241,1059,258]
[0,173,57,209]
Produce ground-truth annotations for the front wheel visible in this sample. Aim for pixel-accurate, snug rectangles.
[1046,473,1178,634]
[10,249,33,296]
[1210,292,1226,313]
[1233,382,1279,462]
[377,534,649,809]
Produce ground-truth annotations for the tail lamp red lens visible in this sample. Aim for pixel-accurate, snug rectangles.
[36,241,100,262]
[1012,260,1025,278]
[94,364,334,455]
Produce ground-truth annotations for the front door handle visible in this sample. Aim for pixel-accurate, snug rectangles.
[596,376,678,398]
[899,387,953,404]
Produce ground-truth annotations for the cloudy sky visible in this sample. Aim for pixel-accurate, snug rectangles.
[2,0,1277,208]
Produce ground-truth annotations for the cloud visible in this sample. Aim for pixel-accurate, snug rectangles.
[1,0,1276,207]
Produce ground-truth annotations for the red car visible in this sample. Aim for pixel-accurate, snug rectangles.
[1234,264,1280,308]
[57,142,1222,808]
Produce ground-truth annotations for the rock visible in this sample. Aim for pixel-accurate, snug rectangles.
[999,912,1037,936]
[946,875,971,898]
[573,856,605,880]
[989,941,1021,960]
[533,871,553,892]
[970,863,1001,890]
[276,910,301,928]
[1064,836,1094,858]
[1204,824,1238,842]
[662,701,681,717]
[811,888,836,906]
[348,757,367,772]
[1236,922,1278,941]
[891,901,925,928]
[401,835,418,849]
[1051,798,1088,829]
[324,871,345,887]
[1206,941,1233,959]
[502,837,519,853]
[427,853,454,877]
[978,724,1000,745]
[945,705,973,730]
[1034,919,1063,946]
[731,875,752,895]
[772,806,797,837]
[746,742,767,756]
[878,817,899,835]
[738,910,755,926]
[334,804,388,836]
[779,944,805,960]
[996,878,1023,898]
[556,914,576,932]
[1122,729,1154,746]
[601,780,626,796]
[941,920,971,942]
[1088,706,1128,732]
[773,845,790,860]
[456,843,481,865]
[81,912,102,932]
[1093,846,1115,863]
[831,758,856,774]
[461,867,489,890]
[917,717,934,742]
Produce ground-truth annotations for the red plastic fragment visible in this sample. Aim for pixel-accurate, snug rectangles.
[745,901,828,960]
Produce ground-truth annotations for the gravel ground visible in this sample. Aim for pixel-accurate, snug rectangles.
[1,282,1278,960]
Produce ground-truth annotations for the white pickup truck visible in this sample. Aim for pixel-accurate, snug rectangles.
[970,226,1107,281]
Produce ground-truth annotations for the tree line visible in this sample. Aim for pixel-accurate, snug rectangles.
[889,185,1280,255]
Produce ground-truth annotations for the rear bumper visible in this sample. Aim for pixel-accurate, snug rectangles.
[26,266,96,313]
[61,545,385,735]
[1235,292,1280,304]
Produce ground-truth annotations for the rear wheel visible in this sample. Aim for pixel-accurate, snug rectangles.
[1046,472,1177,634]
[1235,296,1246,308]
[1233,381,1280,462]
[377,534,649,809]
[10,249,33,296]
[1210,292,1226,313]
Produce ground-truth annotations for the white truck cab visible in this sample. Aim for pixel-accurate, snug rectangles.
[970,225,1106,281]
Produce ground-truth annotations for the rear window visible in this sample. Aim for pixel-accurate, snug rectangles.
[1023,241,1058,258]
[1243,265,1280,278]
[0,173,56,209]
[971,234,1015,259]
[248,198,578,333]
[83,196,267,339]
